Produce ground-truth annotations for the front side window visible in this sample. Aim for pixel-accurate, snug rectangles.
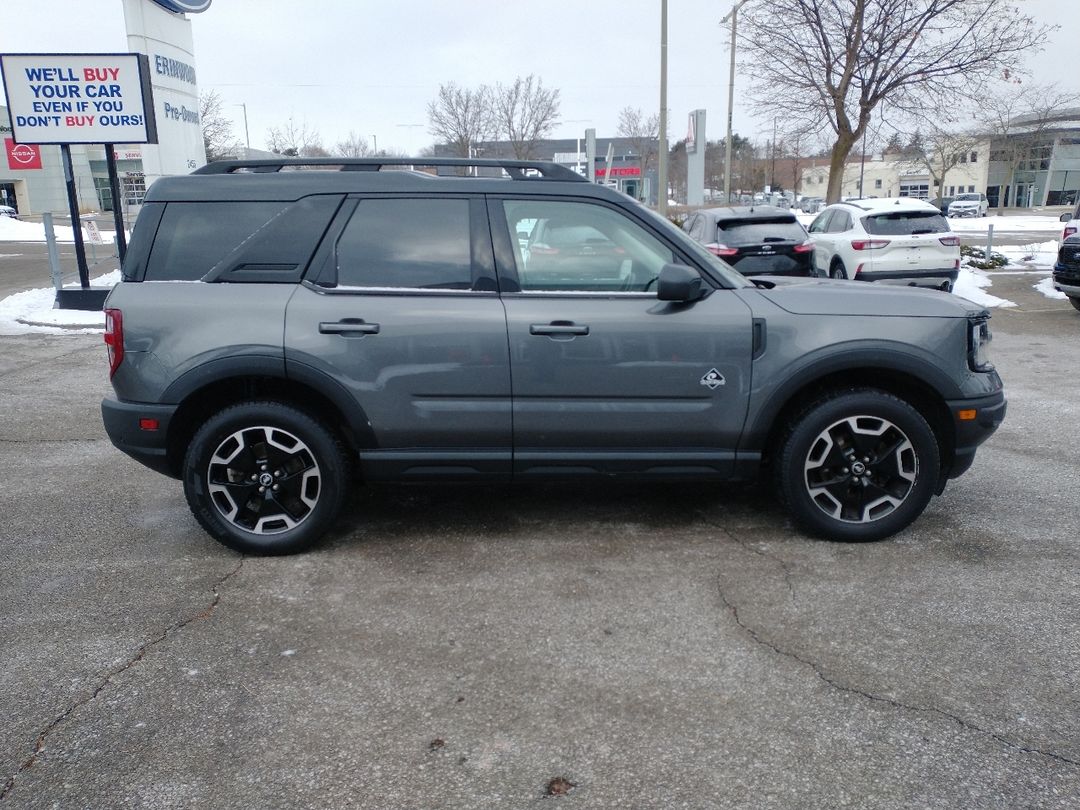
[336,198,472,289]
[502,199,675,292]
[808,210,833,233]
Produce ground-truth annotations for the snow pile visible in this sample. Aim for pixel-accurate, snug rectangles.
[0,216,116,243]
[0,270,119,335]
[1034,277,1067,300]
[948,215,1064,234]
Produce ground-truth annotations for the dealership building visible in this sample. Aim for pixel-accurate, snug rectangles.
[802,108,1080,207]
[0,0,207,218]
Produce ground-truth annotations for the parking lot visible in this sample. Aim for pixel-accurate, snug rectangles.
[1,268,1079,807]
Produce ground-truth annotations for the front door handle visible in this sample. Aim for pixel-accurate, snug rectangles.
[319,319,380,336]
[529,322,589,337]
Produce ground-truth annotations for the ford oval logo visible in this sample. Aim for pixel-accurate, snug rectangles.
[151,0,212,13]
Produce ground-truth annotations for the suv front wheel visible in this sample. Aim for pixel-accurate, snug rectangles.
[776,389,939,542]
[182,401,350,554]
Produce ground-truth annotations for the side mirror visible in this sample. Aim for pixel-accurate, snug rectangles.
[657,263,705,301]
[1060,213,1073,223]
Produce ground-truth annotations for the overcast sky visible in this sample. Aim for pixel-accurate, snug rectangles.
[2,0,1075,155]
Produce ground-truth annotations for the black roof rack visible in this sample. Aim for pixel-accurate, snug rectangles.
[193,157,586,182]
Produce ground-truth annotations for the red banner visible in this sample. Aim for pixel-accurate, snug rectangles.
[5,138,43,170]
[595,166,641,178]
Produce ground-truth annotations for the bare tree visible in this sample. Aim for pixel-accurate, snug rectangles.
[427,82,495,157]
[266,117,326,157]
[333,131,372,157]
[492,75,561,159]
[617,106,660,190]
[899,124,981,202]
[740,0,1052,203]
[200,90,237,162]
[980,83,1080,212]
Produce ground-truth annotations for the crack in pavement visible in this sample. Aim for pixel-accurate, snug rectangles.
[698,512,797,604]
[713,530,1080,769]
[0,558,245,802]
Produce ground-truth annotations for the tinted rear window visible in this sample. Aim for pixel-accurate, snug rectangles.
[146,202,287,281]
[863,211,949,235]
[716,219,806,246]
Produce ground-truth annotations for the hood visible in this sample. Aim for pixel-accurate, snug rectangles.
[950,200,980,207]
[743,276,986,318]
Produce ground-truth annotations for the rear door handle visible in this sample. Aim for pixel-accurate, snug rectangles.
[319,319,380,336]
[529,322,589,336]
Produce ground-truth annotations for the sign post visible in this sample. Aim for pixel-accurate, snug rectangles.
[0,52,158,308]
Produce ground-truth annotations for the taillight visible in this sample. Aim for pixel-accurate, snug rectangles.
[1065,227,1077,240]
[939,236,960,246]
[104,308,124,378]
[529,244,559,255]
[706,243,739,257]
[851,239,891,250]
[793,241,814,253]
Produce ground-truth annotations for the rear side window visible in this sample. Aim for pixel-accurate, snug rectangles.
[716,219,806,246]
[335,198,472,289]
[145,202,287,281]
[864,211,949,235]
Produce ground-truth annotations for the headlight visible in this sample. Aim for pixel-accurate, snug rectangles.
[968,317,993,372]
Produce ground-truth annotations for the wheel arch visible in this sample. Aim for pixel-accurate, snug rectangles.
[162,362,373,478]
[747,357,958,486]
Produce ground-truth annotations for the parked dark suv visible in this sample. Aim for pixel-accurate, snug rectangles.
[101,158,1005,554]
[1053,234,1080,311]
[681,206,817,277]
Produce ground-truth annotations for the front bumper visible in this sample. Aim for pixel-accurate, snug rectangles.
[1052,262,1080,297]
[944,390,1007,479]
[101,397,180,478]
[949,208,980,218]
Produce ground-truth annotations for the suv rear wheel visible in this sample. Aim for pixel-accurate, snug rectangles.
[1069,297,1080,312]
[182,402,349,554]
[829,260,847,280]
[776,389,939,542]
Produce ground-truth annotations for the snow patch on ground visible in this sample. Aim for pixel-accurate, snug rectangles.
[952,267,1016,308]
[0,216,116,243]
[1034,277,1067,300]
[0,270,120,335]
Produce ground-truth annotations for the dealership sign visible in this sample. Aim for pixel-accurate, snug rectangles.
[0,53,158,145]
[4,137,42,170]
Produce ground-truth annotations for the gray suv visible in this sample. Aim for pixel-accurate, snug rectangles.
[101,158,1006,554]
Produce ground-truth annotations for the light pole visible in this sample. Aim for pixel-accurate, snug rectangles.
[721,0,751,204]
[562,119,592,174]
[372,134,378,155]
[234,103,250,153]
[658,0,668,215]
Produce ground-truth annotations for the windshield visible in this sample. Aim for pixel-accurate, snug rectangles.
[955,194,981,201]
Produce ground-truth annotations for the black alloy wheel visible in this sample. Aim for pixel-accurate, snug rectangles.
[183,401,349,554]
[776,389,939,542]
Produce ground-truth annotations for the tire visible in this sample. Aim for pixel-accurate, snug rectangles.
[1069,297,1080,312]
[775,389,939,542]
[829,260,847,280]
[183,401,350,554]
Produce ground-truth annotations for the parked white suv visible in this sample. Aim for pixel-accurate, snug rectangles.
[948,192,988,218]
[807,198,960,291]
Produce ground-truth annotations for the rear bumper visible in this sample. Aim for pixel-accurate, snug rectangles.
[101,397,180,479]
[944,390,1007,479]
[857,266,959,287]
[1052,263,1080,296]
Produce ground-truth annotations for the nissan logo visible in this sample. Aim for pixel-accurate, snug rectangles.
[151,0,212,13]
[9,144,37,165]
